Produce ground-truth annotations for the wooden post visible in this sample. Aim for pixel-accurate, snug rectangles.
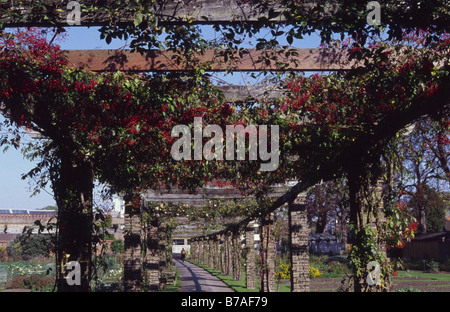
[288,193,310,292]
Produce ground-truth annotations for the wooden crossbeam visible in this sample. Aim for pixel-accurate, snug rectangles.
[0,0,337,27]
[142,182,296,207]
[65,48,357,72]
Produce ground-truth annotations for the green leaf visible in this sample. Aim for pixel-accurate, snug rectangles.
[287,35,293,45]
[134,12,144,26]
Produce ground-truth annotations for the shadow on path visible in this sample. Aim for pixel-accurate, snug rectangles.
[173,260,234,292]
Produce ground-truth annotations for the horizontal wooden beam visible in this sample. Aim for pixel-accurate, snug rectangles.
[142,182,296,207]
[0,0,338,27]
[64,48,358,72]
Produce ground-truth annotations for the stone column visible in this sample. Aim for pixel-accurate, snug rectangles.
[232,229,241,281]
[192,239,198,262]
[208,237,214,268]
[214,235,220,270]
[288,193,310,292]
[220,234,226,274]
[197,239,203,264]
[203,237,209,266]
[123,199,142,292]
[202,237,208,265]
[245,221,256,289]
[144,217,160,292]
[260,213,275,292]
[226,233,232,276]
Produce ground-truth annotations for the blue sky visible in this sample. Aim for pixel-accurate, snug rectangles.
[0,25,323,209]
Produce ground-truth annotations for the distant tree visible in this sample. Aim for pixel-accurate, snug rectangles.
[408,185,446,233]
[305,180,348,236]
[40,206,57,211]
[398,119,449,234]
[6,233,55,260]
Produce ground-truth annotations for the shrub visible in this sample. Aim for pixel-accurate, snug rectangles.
[4,274,55,291]
[110,239,124,254]
[326,260,350,274]
[425,260,440,273]
[440,259,450,272]
[0,246,6,261]
[309,254,350,276]
[33,276,56,291]
[6,233,55,260]
[309,266,321,279]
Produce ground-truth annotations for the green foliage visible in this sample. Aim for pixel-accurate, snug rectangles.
[425,260,440,273]
[110,239,124,254]
[409,185,446,233]
[6,233,55,260]
[309,254,351,277]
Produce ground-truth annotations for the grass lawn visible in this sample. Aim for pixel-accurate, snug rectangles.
[396,270,450,281]
[187,260,450,292]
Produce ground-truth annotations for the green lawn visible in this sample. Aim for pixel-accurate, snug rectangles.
[396,270,450,282]
[188,260,450,292]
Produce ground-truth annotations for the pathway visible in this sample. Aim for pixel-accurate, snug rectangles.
[173,259,234,292]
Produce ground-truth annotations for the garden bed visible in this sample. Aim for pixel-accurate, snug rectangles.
[310,271,450,292]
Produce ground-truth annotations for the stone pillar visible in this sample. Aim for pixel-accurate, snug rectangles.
[232,229,241,281]
[288,193,310,292]
[123,199,142,292]
[192,239,198,262]
[208,237,214,268]
[226,233,232,276]
[245,221,256,289]
[199,239,203,262]
[202,237,208,265]
[260,213,275,292]
[158,225,168,290]
[144,218,160,292]
[203,237,208,265]
[220,234,226,274]
[214,235,220,270]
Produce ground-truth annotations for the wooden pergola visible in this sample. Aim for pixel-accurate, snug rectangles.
[1,0,357,292]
